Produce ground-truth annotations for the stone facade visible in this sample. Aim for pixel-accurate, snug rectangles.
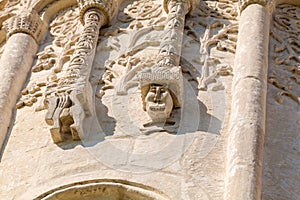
[0,0,299,199]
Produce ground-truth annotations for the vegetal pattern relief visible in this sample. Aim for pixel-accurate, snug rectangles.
[268,4,300,104]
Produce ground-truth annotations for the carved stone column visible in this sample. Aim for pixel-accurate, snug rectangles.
[225,1,273,199]
[139,0,191,125]
[0,11,46,151]
[158,0,191,67]
[45,0,114,143]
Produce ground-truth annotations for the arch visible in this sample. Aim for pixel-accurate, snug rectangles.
[276,0,300,6]
[34,179,170,200]
[34,0,78,24]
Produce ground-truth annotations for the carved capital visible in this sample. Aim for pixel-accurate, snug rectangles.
[77,0,114,24]
[3,11,46,42]
[239,0,272,12]
[163,0,192,14]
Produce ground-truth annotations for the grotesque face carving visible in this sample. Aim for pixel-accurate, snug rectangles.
[145,84,173,122]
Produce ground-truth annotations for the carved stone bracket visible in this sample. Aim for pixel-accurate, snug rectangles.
[138,0,191,125]
[3,11,46,43]
[44,5,109,143]
[239,0,273,12]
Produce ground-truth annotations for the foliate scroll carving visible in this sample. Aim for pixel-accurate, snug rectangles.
[184,0,238,91]
[268,4,300,104]
[16,8,82,110]
[3,11,46,42]
[118,0,162,22]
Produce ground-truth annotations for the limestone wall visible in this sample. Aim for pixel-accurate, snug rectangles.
[0,0,298,200]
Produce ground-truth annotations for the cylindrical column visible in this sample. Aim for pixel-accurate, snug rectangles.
[0,12,46,152]
[225,2,271,200]
[44,0,115,143]
[157,0,191,67]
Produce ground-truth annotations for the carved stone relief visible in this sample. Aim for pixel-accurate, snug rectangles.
[268,4,300,104]
[184,0,238,91]
[17,7,82,109]
[92,0,238,138]
[17,0,238,141]
[16,7,92,143]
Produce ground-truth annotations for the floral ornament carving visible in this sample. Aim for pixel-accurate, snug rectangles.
[184,0,238,91]
[118,0,162,22]
[17,8,82,109]
[268,4,300,104]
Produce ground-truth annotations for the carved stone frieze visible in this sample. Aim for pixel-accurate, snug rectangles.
[3,11,46,42]
[268,4,300,104]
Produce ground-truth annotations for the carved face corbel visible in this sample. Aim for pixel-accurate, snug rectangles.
[144,83,174,123]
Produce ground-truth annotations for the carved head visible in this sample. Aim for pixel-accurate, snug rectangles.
[145,84,174,122]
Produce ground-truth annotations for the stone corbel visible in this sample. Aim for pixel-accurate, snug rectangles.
[138,0,192,126]
[44,0,115,143]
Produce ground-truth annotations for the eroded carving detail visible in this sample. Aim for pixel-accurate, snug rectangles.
[3,10,46,42]
[78,0,113,24]
[185,0,238,91]
[44,8,106,143]
[268,4,300,104]
[17,8,82,109]
[118,0,162,22]
[99,0,166,97]
[138,0,191,125]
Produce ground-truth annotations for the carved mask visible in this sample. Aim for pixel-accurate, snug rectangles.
[145,84,173,122]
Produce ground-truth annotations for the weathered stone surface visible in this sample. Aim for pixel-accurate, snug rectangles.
[262,3,300,200]
[0,0,298,200]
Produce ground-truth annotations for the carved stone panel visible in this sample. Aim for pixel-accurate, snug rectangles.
[263,4,300,200]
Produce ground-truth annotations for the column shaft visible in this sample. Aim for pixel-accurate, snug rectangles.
[0,33,38,150]
[225,4,270,200]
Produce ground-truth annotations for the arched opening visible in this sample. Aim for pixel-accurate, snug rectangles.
[35,180,169,200]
